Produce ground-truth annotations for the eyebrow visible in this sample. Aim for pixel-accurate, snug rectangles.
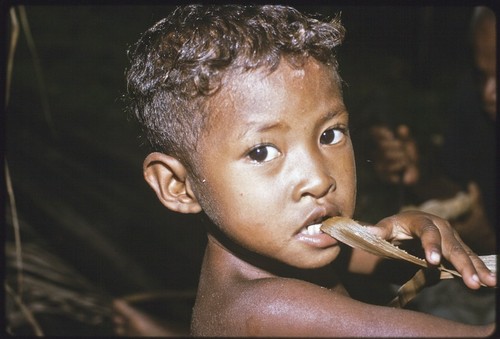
[237,107,348,139]
[237,120,290,140]
[320,106,349,123]
[256,120,290,133]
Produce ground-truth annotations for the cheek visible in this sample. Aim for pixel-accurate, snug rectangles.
[190,166,228,226]
[195,168,257,226]
[339,147,357,215]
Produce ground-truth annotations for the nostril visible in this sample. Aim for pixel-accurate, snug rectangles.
[299,179,335,200]
[290,150,336,200]
[329,177,336,191]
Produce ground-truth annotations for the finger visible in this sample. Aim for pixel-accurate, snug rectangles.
[374,167,404,184]
[452,236,496,287]
[377,146,407,159]
[397,125,418,160]
[470,254,497,287]
[380,173,404,184]
[396,124,411,140]
[415,218,484,289]
[374,150,409,168]
[363,223,392,241]
[402,165,419,185]
[373,141,410,165]
[426,219,496,289]
[437,228,484,289]
[375,147,405,162]
[467,181,480,202]
[410,216,443,266]
[370,126,394,140]
[385,158,408,171]
[369,213,410,238]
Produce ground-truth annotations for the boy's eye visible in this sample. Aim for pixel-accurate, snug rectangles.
[320,128,345,145]
[247,145,280,163]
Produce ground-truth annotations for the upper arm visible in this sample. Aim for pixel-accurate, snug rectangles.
[223,278,492,337]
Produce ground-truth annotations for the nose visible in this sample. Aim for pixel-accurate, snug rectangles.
[291,147,335,201]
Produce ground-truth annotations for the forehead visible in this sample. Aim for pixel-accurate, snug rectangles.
[206,59,343,129]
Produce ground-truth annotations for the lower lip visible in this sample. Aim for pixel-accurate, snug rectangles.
[295,232,338,248]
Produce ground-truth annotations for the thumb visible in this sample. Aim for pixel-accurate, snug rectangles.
[362,220,393,241]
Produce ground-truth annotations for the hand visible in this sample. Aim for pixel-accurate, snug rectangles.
[370,124,419,185]
[366,210,496,289]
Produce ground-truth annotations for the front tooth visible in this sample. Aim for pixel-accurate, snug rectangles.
[307,225,314,235]
[307,223,321,235]
[314,224,322,234]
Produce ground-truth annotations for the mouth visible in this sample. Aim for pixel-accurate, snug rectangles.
[295,212,339,248]
[298,217,328,236]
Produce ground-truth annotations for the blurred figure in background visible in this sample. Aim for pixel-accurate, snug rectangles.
[439,6,496,252]
[370,6,496,255]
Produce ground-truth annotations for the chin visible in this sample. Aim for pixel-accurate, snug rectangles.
[296,246,342,269]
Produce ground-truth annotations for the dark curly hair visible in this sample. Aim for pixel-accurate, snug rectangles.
[126,4,345,175]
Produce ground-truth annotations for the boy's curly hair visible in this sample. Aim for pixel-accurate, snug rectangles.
[126,5,345,174]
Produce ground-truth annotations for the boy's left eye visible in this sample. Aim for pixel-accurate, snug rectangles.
[320,128,345,145]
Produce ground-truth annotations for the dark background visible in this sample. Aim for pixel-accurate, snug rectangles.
[4,3,489,335]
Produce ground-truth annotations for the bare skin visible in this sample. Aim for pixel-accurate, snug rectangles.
[144,59,495,337]
[192,235,494,337]
[370,124,420,185]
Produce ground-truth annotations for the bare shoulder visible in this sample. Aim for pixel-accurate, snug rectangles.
[192,276,357,336]
[191,276,493,337]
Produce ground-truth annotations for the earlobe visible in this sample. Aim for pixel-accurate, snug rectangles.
[143,152,202,214]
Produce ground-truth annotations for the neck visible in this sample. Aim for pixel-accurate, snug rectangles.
[203,231,343,288]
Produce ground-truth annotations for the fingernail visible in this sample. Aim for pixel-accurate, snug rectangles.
[430,251,440,263]
[472,274,480,283]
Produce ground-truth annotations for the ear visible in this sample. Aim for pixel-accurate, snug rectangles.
[143,152,202,214]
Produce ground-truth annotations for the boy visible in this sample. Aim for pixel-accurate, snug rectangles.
[124,5,495,336]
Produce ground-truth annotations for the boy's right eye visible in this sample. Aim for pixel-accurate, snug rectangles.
[247,145,281,163]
